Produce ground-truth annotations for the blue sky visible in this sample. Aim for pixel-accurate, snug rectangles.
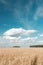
[0,0,43,47]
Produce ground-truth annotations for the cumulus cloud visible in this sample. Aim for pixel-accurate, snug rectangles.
[3,28,37,36]
[3,28,37,42]
[0,28,37,47]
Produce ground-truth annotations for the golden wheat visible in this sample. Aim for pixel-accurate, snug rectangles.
[0,48,43,65]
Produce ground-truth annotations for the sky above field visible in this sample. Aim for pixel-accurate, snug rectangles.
[0,0,43,47]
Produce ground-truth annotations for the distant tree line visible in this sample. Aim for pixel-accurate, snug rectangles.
[30,45,43,47]
[13,46,20,48]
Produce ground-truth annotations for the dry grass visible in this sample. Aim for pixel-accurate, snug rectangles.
[0,48,43,65]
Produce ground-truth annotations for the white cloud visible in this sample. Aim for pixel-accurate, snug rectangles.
[20,37,37,43]
[0,36,10,44]
[38,40,43,43]
[3,28,37,36]
[3,28,37,42]
[0,36,37,47]
[0,28,37,47]
[3,36,37,44]
[36,40,43,45]
[40,34,43,37]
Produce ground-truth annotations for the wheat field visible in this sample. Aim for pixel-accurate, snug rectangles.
[0,48,43,65]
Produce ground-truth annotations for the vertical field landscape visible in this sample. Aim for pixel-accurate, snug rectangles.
[0,0,43,65]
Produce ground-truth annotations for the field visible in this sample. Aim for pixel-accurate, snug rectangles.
[0,48,43,65]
